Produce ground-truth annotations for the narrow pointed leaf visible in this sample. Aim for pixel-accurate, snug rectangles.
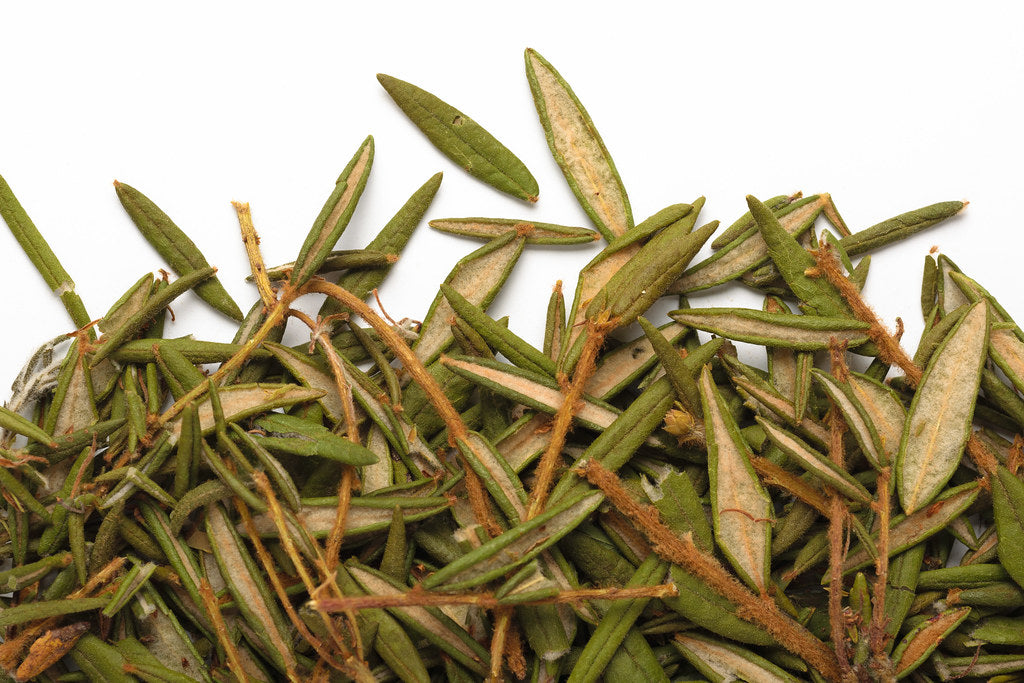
[757,418,872,504]
[992,466,1024,590]
[673,633,799,683]
[841,483,980,574]
[322,171,442,317]
[674,194,826,293]
[206,504,296,675]
[699,366,772,593]
[748,194,850,316]
[525,48,631,241]
[897,302,988,513]
[839,200,966,257]
[290,136,374,287]
[0,173,92,329]
[442,354,619,430]
[847,372,905,463]
[812,369,889,469]
[414,230,525,365]
[441,283,555,375]
[587,220,717,325]
[422,491,603,590]
[892,607,971,679]
[430,216,597,244]
[114,182,242,320]
[456,430,528,523]
[348,564,490,676]
[670,307,870,351]
[165,384,325,445]
[379,74,538,202]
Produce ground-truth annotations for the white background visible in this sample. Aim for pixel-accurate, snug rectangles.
[1,2,1022,392]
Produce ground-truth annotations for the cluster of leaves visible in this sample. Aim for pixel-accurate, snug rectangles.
[0,48,1018,683]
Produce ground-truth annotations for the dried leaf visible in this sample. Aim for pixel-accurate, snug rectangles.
[379,74,538,202]
[897,302,988,513]
[525,49,631,241]
[699,366,772,593]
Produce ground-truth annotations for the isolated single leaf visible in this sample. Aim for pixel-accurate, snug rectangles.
[897,302,988,514]
[839,200,966,257]
[0,173,92,329]
[525,48,631,241]
[114,182,242,321]
[379,74,538,202]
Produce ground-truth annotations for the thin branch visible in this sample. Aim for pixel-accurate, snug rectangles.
[578,459,843,682]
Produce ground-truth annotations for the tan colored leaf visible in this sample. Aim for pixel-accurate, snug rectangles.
[731,375,830,446]
[52,354,97,436]
[757,418,872,504]
[206,504,296,675]
[264,343,347,423]
[812,369,888,469]
[700,367,771,593]
[497,413,552,472]
[673,196,825,293]
[525,49,632,241]
[847,372,905,463]
[669,308,870,351]
[673,633,799,683]
[990,327,1024,393]
[842,483,980,573]
[892,607,971,678]
[441,355,618,430]
[166,384,324,445]
[898,302,988,514]
[414,232,525,365]
[16,622,91,681]
[457,431,527,522]
[585,323,687,399]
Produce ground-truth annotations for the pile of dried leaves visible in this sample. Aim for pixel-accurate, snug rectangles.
[0,49,1019,683]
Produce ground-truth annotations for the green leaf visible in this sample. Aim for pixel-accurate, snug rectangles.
[379,74,538,202]
[114,181,242,321]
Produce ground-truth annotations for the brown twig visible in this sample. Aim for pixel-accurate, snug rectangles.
[236,498,344,678]
[578,459,843,682]
[304,278,502,538]
[527,312,617,519]
[310,584,678,612]
[826,342,853,678]
[812,247,920,386]
[198,578,248,679]
[869,466,892,657]
[233,201,276,309]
